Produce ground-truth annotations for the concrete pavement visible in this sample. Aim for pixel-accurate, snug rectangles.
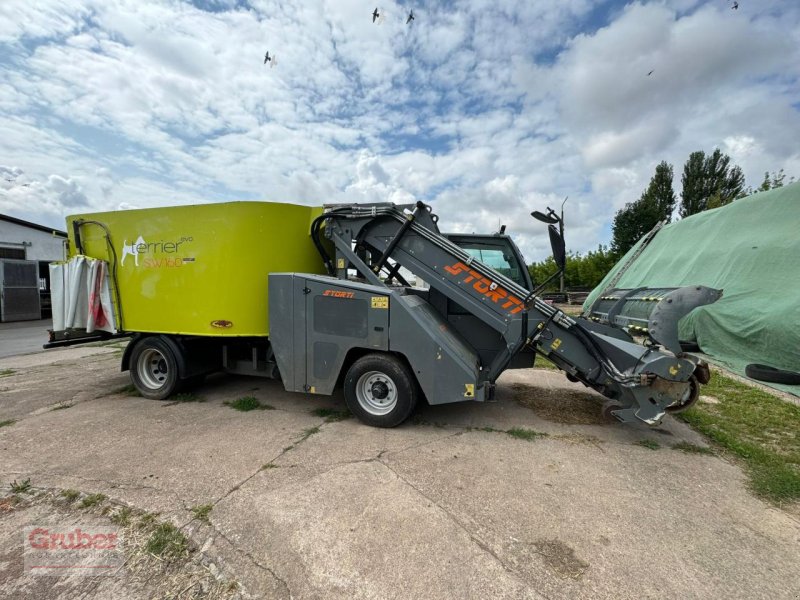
[0,319,52,359]
[1,348,798,599]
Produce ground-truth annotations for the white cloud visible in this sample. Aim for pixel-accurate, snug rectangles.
[0,0,798,265]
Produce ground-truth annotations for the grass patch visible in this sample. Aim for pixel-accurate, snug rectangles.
[506,427,547,442]
[79,493,107,508]
[145,522,188,559]
[114,384,142,397]
[636,439,660,450]
[138,512,159,529]
[672,442,714,455]
[10,478,32,494]
[534,356,559,370]
[0,369,15,378]
[60,489,80,502]
[0,419,15,428]
[173,392,203,403]
[224,396,273,411]
[300,426,320,440]
[311,407,351,422]
[190,504,213,524]
[677,373,800,504]
[110,506,133,526]
[261,463,278,470]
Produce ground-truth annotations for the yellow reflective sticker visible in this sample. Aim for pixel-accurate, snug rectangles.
[552,338,562,350]
[464,384,475,398]
[337,258,345,269]
[371,296,389,309]
[669,364,680,376]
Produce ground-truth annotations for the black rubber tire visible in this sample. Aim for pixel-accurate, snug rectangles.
[679,340,701,352]
[745,363,800,385]
[343,354,418,428]
[129,337,181,400]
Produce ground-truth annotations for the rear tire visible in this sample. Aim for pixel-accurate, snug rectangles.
[343,354,417,428]
[130,337,181,400]
[745,363,800,385]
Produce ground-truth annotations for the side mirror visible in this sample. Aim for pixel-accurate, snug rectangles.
[548,225,566,271]
[531,210,559,225]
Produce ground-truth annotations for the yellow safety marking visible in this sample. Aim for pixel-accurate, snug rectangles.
[309,386,316,393]
[551,338,562,350]
[371,296,389,309]
[337,258,345,269]
[669,364,681,376]
[464,383,475,398]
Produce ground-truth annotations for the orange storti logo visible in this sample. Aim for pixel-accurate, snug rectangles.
[323,289,355,299]
[444,261,524,314]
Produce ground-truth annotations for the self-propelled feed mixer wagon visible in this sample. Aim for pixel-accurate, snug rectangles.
[47,201,720,428]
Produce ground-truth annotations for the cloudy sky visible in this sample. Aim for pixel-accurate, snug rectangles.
[1,0,798,261]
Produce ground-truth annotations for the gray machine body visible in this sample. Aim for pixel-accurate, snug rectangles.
[269,273,483,404]
[267,202,720,426]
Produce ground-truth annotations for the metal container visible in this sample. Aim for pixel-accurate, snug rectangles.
[65,201,326,337]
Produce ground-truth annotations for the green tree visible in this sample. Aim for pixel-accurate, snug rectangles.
[679,149,745,216]
[758,169,790,192]
[611,161,675,255]
[528,245,618,292]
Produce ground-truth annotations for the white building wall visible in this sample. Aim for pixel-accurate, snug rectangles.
[0,220,66,262]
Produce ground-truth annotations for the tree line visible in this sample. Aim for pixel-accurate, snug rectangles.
[527,151,793,292]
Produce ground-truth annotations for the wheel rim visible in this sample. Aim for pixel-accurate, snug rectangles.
[355,371,398,416]
[137,348,169,390]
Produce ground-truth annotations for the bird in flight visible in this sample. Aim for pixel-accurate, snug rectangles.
[263,51,277,68]
[406,9,414,24]
[647,70,654,76]
[373,8,380,22]
[732,2,739,9]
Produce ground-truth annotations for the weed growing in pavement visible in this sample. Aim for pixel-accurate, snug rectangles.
[0,419,15,428]
[145,523,188,559]
[173,392,204,403]
[0,369,15,378]
[672,442,714,455]
[224,396,273,411]
[11,478,32,494]
[60,489,80,502]
[506,427,548,441]
[311,407,351,422]
[79,493,107,508]
[636,439,660,450]
[137,512,159,529]
[190,504,213,524]
[110,506,134,526]
[300,426,320,440]
[261,463,278,470]
[50,402,73,411]
[113,384,142,397]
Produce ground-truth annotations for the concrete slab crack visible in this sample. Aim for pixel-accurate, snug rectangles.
[209,523,292,599]
[377,459,550,600]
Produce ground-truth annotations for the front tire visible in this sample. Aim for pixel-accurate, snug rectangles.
[343,354,417,428]
[130,337,181,400]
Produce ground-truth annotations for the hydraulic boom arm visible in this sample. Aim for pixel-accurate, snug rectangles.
[315,202,719,425]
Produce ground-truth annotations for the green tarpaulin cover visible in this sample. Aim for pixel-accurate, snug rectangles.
[584,182,800,395]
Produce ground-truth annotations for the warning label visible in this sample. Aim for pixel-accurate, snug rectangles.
[371,296,389,309]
